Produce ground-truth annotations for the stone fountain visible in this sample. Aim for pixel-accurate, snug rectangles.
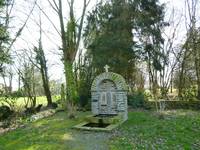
[74,65,128,131]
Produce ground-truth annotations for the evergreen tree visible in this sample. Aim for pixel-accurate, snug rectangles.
[84,0,166,81]
[84,0,134,77]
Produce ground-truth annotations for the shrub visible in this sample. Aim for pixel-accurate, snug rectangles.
[0,105,14,121]
[11,90,23,98]
[144,90,153,100]
[182,86,197,101]
[79,95,89,108]
[128,92,146,108]
[0,95,17,111]
[147,100,200,110]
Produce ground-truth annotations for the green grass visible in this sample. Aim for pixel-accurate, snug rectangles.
[0,95,60,109]
[14,95,60,106]
[109,110,200,150]
[0,110,200,150]
[0,111,91,150]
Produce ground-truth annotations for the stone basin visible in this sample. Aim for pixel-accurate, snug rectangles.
[73,114,123,131]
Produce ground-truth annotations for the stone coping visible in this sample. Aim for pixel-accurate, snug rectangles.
[73,121,120,132]
[73,114,124,132]
[91,72,128,91]
[85,114,123,124]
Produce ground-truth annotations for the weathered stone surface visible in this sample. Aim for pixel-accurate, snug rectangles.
[91,72,128,121]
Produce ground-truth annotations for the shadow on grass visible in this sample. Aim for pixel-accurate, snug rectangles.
[0,111,110,150]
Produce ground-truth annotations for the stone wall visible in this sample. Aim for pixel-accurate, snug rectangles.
[91,72,128,121]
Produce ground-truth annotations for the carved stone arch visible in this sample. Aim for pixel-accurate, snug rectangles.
[91,72,128,91]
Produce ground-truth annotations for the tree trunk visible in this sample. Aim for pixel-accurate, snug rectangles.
[178,52,186,99]
[197,78,200,100]
[18,71,21,91]
[170,72,173,93]
[64,61,76,102]
[37,12,53,107]
[40,66,52,106]
[8,72,13,93]
[1,73,8,93]
[194,46,200,100]
[56,0,89,117]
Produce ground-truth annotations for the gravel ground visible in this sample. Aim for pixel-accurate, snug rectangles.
[64,130,113,150]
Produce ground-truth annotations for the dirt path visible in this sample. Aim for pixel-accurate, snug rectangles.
[64,130,112,150]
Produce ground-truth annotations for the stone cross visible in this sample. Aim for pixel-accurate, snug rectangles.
[104,65,110,72]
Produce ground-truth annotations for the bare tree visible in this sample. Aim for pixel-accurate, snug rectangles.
[33,12,53,107]
[159,9,183,99]
[0,0,38,92]
[47,0,91,117]
[180,0,200,99]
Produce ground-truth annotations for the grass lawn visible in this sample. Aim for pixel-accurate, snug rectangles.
[0,110,200,150]
[0,95,60,109]
[14,96,60,106]
[110,110,200,150]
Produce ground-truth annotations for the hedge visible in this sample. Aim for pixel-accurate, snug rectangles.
[146,100,200,110]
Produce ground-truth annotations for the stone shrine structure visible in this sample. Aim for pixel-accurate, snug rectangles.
[91,67,128,121]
